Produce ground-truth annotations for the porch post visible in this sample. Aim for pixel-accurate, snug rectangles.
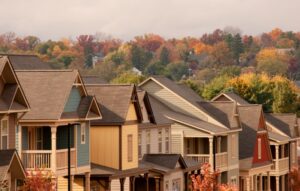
[246,177,250,191]
[85,172,90,191]
[275,145,279,171]
[120,178,125,191]
[70,175,74,191]
[217,137,221,153]
[275,176,279,191]
[259,174,262,191]
[51,126,57,172]
[281,175,285,191]
[130,176,135,191]
[105,179,111,191]
[145,173,149,191]
[253,175,257,191]
[160,176,164,191]
[267,172,270,191]
[209,137,213,170]
[155,177,160,191]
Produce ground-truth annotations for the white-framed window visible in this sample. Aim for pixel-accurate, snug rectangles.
[128,134,133,162]
[158,129,162,153]
[231,134,236,158]
[1,118,8,149]
[165,128,169,153]
[138,132,142,159]
[172,179,181,191]
[36,128,43,150]
[81,124,86,144]
[258,138,262,159]
[146,130,150,153]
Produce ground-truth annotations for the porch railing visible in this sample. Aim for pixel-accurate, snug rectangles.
[185,154,209,164]
[56,149,76,169]
[271,157,289,171]
[215,152,228,169]
[22,150,52,170]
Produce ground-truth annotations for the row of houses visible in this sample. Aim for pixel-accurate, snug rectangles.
[0,54,298,191]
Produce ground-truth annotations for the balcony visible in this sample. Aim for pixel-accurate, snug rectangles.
[216,152,228,169]
[22,149,76,171]
[271,157,289,172]
[185,154,209,164]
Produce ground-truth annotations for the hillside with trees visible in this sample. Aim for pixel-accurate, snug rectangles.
[1,28,300,113]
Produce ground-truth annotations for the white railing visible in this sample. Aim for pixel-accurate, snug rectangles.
[216,152,228,169]
[22,150,52,170]
[271,157,289,171]
[56,149,76,169]
[185,154,210,164]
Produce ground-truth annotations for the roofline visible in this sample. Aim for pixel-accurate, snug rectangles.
[15,69,74,72]
[85,96,102,120]
[265,121,291,138]
[139,77,227,128]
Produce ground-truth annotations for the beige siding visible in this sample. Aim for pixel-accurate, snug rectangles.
[290,141,298,168]
[111,178,130,191]
[171,133,183,155]
[122,124,138,170]
[164,170,185,191]
[140,100,150,123]
[8,114,16,149]
[90,126,119,169]
[226,132,239,184]
[57,177,84,191]
[171,122,210,138]
[125,103,138,121]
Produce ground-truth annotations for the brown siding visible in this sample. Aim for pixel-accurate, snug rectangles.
[8,114,16,149]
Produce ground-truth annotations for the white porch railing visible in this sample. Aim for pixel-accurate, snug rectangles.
[216,152,228,169]
[185,154,209,164]
[22,150,52,170]
[56,149,76,169]
[271,157,289,171]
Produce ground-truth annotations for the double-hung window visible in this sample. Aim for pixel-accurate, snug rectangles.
[1,118,8,149]
[81,124,86,144]
[158,129,162,153]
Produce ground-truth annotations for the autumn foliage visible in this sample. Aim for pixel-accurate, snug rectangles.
[23,169,56,191]
[190,163,237,191]
[289,168,300,190]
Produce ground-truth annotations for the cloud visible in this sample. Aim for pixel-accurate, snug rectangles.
[0,0,299,40]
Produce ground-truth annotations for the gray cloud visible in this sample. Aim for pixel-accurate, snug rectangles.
[0,0,299,40]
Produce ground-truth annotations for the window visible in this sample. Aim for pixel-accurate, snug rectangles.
[231,134,236,158]
[36,128,43,150]
[165,180,169,191]
[128,134,133,162]
[1,118,8,149]
[146,130,150,153]
[258,138,262,159]
[165,128,169,153]
[138,133,142,159]
[158,129,162,153]
[172,179,181,191]
[231,176,237,185]
[81,124,86,144]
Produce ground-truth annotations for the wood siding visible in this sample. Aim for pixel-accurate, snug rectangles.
[57,177,84,191]
[171,133,184,155]
[252,133,272,164]
[122,124,138,170]
[126,103,138,121]
[164,170,185,191]
[64,87,81,112]
[90,126,119,169]
[8,114,16,149]
[77,122,90,167]
[111,178,130,191]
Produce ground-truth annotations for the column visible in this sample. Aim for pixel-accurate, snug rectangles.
[281,175,285,191]
[145,173,149,191]
[259,174,263,191]
[155,177,160,191]
[209,137,214,170]
[246,177,250,191]
[275,145,279,171]
[70,175,74,191]
[130,176,135,191]
[85,172,90,191]
[253,175,257,191]
[217,137,221,153]
[51,126,57,172]
[104,179,111,191]
[120,178,125,191]
[267,172,270,191]
[160,176,164,191]
[184,172,188,191]
[281,145,285,158]
[275,176,279,191]
[250,175,253,191]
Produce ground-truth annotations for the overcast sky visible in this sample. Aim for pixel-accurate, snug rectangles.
[0,0,299,41]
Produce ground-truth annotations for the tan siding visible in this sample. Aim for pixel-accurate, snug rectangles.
[227,132,239,181]
[8,114,16,149]
[171,122,209,137]
[57,177,84,191]
[90,126,119,169]
[122,124,138,170]
[164,170,185,191]
[125,103,138,121]
[111,178,129,191]
[141,81,207,120]
[171,133,183,155]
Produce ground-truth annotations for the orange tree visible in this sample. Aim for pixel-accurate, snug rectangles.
[23,169,56,191]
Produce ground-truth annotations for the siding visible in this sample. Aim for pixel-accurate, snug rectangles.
[8,114,16,149]
[164,170,185,191]
[126,103,138,121]
[90,126,119,169]
[77,122,90,167]
[171,133,183,155]
[122,124,138,170]
[111,178,129,191]
[57,177,84,191]
[227,133,239,166]
[22,127,28,150]
[64,87,81,112]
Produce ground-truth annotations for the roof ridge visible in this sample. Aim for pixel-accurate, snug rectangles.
[0,53,38,56]
[15,69,75,72]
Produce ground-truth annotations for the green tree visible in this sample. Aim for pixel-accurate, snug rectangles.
[131,45,153,71]
[165,61,188,81]
[160,46,170,65]
[111,72,145,84]
[144,61,166,75]
[202,75,231,100]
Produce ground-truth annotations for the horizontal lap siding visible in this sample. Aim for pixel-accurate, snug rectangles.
[77,122,90,167]
[64,87,81,112]
[122,125,138,170]
[8,114,16,149]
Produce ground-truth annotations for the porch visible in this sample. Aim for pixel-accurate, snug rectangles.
[270,144,289,174]
[20,125,77,175]
[184,136,228,171]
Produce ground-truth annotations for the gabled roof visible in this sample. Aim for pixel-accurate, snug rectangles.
[82,76,107,85]
[0,56,30,113]
[3,54,53,70]
[0,150,26,182]
[16,70,101,121]
[85,84,142,125]
[198,101,239,129]
[137,90,156,124]
[265,113,299,138]
[142,154,187,170]
[212,92,249,105]
[139,76,204,110]
[237,105,266,159]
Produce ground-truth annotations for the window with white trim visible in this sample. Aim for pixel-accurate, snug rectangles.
[231,134,236,158]
[258,138,262,159]
[165,128,169,154]
[81,124,86,144]
[1,118,8,149]
[127,134,133,162]
[158,129,162,153]
[146,130,150,153]
[138,132,142,159]
[36,128,43,150]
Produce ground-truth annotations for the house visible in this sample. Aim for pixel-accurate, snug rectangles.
[2,54,53,70]
[0,56,30,190]
[85,83,150,191]
[139,76,241,187]
[213,92,299,191]
[15,69,102,191]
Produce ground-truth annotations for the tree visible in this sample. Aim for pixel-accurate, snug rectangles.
[159,46,170,65]
[202,75,231,100]
[131,44,153,71]
[111,72,145,84]
[76,35,96,68]
[289,168,300,190]
[165,61,188,81]
[209,42,234,67]
[23,169,56,191]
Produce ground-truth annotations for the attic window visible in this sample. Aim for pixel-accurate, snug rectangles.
[1,118,8,149]
[258,138,262,159]
[81,124,86,144]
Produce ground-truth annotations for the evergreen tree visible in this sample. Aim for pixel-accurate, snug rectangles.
[160,46,170,65]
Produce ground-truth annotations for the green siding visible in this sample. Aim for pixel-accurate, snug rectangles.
[22,127,28,150]
[57,125,74,149]
[77,122,89,167]
[64,87,81,112]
